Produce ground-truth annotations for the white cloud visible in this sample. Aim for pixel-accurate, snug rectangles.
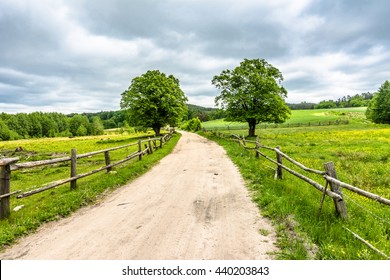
[279,45,390,103]
[0,0,389,113]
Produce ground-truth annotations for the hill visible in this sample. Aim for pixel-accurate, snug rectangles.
[186,104,225,122]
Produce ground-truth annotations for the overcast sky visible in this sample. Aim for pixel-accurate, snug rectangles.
[1,0,389,114]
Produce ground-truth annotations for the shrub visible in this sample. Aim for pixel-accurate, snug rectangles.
[181,117,202,132]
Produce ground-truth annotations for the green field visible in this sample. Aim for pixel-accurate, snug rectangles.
[200,108,390,259]
[202,107,368,130]
[0,130,180,249]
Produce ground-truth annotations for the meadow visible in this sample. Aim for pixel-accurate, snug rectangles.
[0,130,180,249]
[200,108,390,259]
[202,107,367,130]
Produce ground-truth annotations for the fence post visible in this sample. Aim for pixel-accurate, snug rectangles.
[324,162,348,219]
[70,149,77,190]
[148,138,153,154]
[160,136,163,148]
[153,139,157,150]
[0,158,19,219]
[138,139,142,160]
[275,146,283,179]
[144,144,149,154]
[104,151,111,173]
[255,136,260,158]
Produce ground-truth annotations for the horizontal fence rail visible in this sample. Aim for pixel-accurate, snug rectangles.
[0,130,175,219]
[203,119,349,131]
[324,175,390,206]
[10,142,140,171]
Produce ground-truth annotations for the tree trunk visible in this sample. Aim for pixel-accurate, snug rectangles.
[247,119,256,137]
[153,125,161,136]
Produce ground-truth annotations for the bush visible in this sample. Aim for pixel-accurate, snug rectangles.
[134,126,148,133]
[76,125,88,136]
[181,117,202,132]
[315,100,337,109]
[55,130,73,137]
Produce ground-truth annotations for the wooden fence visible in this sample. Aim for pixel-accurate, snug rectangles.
[0,130,175,219]
[203,129,390,220]
[203,119,349,131]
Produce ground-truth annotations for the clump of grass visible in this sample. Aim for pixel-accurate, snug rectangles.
[259,229,270,236]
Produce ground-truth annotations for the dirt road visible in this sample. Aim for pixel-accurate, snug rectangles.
[0,131,278,260]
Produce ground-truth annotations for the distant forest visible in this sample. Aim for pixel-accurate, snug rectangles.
[0,112,101,140]
[288,92,374,110]
[0,92,375,141]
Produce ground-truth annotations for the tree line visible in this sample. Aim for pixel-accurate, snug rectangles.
[78,110,127,129]
[313,92,374,109]
[0,112,105,141]
[184,104,226,122]
[287,92,374,110]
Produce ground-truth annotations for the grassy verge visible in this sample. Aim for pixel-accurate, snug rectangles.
[199,123,390,260]
[0,132,181,250]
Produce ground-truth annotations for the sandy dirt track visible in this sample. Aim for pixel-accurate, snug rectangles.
[0,131,278,260]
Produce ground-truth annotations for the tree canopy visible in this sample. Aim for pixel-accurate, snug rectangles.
[212,58,290,136]
[120,70,188,136]
[366,80,390,124]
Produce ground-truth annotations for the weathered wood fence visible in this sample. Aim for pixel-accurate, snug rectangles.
[204,119,349,131]
[203,129,390,220]
[0,130,174,219]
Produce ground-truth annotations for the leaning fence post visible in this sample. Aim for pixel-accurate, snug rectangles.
[104,151,111,173]
[70,149,77,190]
[324,162,348,219]
[0,158,19,219]
[275,146,283,179]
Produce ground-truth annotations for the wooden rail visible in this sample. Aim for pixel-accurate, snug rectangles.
[0,131,175,219]
[324,175,390,206]
[203,119,349,131]
[203,129,390,219]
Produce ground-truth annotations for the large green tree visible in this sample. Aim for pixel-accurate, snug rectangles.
[120,70,188,136]
[366,80,390,124]
[212,58,290,137]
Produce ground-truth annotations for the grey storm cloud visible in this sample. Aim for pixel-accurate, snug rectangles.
[0,0,390,113]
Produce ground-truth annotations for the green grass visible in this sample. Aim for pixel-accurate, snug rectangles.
[0,131,155,157]
[202,107,368,130]
[199,110,390,260]
[0,131,181,250]
[284,107,367,125]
